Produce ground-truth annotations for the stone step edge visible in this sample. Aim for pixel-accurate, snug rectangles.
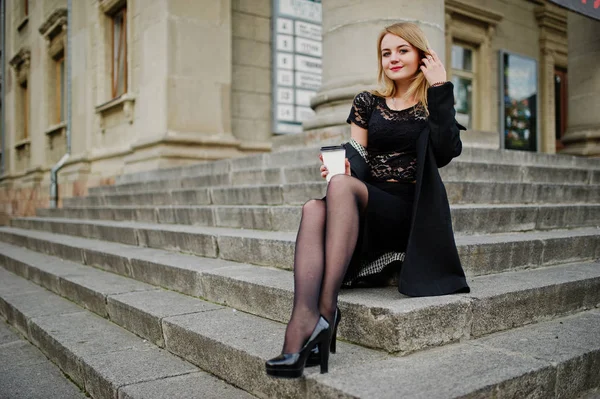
[0,231,599,354]
[2,261,599,399]
[40,202,600,211]
[33,203,600,236]
[7,218,600,275]
[307,309,600,398]
[0,319,89,398]
[5,220,598,284]
[0,269,255,399]
[86,179,600,199]
[14,216,600,243]
[96,159,600,194]
[114,145,600,186]
[67,181,600,210]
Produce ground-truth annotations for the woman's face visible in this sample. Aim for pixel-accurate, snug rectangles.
[380,33,421,83]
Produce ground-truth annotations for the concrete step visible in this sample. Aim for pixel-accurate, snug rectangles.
[36,203,600,235]
[0,269,255,399]
[0,229,599,354]
[91,160,600,195]
[579,388,600,399]
[66,181,600,208]
[6,218,600,275]
[0,319,87,398]
[113,146,600,187]
[114,149,318,186]
[1,258,599,398]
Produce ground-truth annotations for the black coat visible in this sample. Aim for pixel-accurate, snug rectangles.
[345,82,470,297]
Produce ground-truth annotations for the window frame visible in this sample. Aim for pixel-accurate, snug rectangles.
[110,7,128,99]
[450,41,478,130]
[554,67,568,151]
[21,81,29,140]
[55,55,66,124]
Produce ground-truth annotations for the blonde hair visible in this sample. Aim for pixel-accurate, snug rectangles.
[372,22,432,111]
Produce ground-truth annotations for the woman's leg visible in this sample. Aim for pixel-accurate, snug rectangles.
[319,175,369,323]
[282,199,327,353]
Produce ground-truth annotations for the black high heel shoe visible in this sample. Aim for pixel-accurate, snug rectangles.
[265,316,331,378]
[306,308,341,367]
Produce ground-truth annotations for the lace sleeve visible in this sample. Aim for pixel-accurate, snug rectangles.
[346,91,375,129]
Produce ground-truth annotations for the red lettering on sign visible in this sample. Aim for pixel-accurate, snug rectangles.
[581,0,600,8]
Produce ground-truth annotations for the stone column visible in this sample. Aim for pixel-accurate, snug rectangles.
[124,0,241,171]
[561,12,600,157]
[304,0,446,138]
[163,0,237,144]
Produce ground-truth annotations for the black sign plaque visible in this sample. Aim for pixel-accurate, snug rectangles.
[548,0,600,21]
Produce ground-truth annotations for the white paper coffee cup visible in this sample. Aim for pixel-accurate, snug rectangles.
[320,146,346,182]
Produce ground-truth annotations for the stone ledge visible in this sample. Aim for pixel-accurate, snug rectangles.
[98,0,126,15]
[14,138,31,153]
[17,16,29,32]
[38,8,68,37]
[44,122,67,138]
[95,93,135,126]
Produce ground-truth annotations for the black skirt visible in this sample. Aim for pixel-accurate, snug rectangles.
[343,180,415,287]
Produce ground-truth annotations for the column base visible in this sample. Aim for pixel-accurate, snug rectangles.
[273,125,351,151]
[123,131,245,174]
[560,127,600,157]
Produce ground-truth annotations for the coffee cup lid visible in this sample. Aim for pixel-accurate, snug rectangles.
[320,145,345,151]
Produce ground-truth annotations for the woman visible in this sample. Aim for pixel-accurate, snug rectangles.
[265,22,470,379]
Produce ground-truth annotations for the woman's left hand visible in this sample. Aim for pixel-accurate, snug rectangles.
[420,48,447,85]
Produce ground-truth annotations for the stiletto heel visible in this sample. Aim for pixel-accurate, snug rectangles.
[265,316,331,378]
[330,308,341,354]
[319,340,329,374]
[306,308,341,367]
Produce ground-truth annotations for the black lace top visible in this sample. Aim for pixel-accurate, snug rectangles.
[346,91,428,182]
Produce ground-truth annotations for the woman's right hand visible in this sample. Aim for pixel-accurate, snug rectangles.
[319,154,351,180]
[319,154,329,179]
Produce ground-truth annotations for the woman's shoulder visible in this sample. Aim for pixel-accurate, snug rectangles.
[353,91,382,107]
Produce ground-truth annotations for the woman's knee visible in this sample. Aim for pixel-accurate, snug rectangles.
[327,174,365,199]
[302,199,326,218]
[326,174,353,195]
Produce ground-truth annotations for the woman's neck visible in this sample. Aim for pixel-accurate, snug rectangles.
[393,80,412,100]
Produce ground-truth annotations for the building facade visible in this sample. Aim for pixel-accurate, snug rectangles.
[0,0,598,219]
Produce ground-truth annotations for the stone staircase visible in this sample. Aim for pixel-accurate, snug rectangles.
[0,145,599,398]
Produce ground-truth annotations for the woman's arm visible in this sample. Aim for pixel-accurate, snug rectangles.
[420,49,464,168]
[351,123,368,147]
[320,91,373,181]
[344,123,371,180]
[427,82,464,168]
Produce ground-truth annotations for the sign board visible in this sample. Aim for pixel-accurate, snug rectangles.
[272,0,322,134]
[499,51,539,152]
[548,0,600,21]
